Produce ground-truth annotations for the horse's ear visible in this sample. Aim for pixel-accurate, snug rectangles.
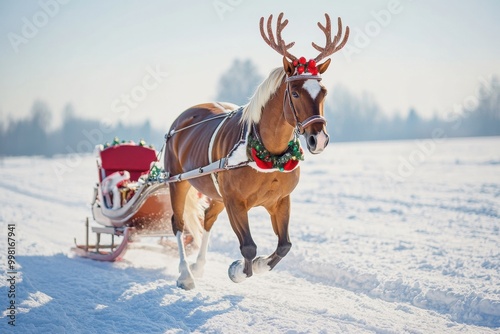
[282,57,295,76]
[317,58,331,74]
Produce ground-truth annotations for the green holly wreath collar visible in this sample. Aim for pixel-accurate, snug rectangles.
[247,133,304,172]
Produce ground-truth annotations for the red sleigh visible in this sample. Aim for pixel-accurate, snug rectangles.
[72,141,202,261]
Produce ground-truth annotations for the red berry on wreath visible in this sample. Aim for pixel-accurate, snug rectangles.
[293,59,298,67]
[297,66,305,74]
[308,59,316,68]
[299,57,307,65]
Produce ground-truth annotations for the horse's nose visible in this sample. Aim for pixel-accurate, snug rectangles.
[306,131,329,154]
[308,134,317,148]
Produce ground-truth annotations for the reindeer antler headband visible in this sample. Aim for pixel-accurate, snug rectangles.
[260,12,350,75]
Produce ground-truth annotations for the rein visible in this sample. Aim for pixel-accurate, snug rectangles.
[284,75,327,135]
[165,111,237,140]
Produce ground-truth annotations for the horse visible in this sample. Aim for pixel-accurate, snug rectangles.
[164,12,349,289]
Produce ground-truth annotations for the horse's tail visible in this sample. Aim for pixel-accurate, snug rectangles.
[182,187,205,248]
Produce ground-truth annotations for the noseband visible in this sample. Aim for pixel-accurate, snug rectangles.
[284,75,327,135]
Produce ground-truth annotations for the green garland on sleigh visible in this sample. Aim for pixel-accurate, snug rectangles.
[103,137,154,149]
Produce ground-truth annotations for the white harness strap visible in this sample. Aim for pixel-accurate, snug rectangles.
[208,113,231,197]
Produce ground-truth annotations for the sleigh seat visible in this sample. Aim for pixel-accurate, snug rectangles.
[91,142,171,231]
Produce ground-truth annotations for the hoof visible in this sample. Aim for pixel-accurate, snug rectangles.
[177,277,195,290]
[190,262,205,278]
[177,263,196,290]
[252,256,271,274]
[228,260,247,283]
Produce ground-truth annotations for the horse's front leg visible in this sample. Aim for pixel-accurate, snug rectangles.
[224,199,257,283]
[253,196,292,274]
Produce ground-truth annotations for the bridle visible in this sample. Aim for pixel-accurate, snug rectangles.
[283,74,328,135]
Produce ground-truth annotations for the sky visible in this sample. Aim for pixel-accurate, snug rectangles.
[0,0,499,131]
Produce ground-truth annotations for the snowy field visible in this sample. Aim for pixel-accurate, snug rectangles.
[1,136,499,333]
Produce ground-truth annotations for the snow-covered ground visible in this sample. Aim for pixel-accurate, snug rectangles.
[1,136,499,333]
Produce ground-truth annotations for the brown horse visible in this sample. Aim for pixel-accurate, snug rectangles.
[164,13,349,289]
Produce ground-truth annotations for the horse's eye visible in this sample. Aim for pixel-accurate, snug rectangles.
[292,92,299,98]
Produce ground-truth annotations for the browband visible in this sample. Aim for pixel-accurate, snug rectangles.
[286,75,322,82]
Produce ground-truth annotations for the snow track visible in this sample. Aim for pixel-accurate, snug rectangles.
[1,137,499,333]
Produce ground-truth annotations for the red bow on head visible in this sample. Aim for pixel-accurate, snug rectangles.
[292,57,318,75]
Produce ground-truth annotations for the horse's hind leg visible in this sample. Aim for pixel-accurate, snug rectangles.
[254,196,292,274]
[170,181,196,290]
[190,200,225,278]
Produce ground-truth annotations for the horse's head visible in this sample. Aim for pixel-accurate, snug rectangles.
[260,13,349,154]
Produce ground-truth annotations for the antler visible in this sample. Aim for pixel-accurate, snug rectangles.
[312,14,350,62]
[260,13,297,61]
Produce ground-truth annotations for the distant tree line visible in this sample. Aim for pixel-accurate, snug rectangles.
[0,102,165,157]
[0,59,498,157]
[326,77,500,142]
[215,59,263,105]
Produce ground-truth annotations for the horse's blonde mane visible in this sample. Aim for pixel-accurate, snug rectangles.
[240,67,285,129]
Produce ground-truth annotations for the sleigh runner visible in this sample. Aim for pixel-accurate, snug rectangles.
[72,140,203,261]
